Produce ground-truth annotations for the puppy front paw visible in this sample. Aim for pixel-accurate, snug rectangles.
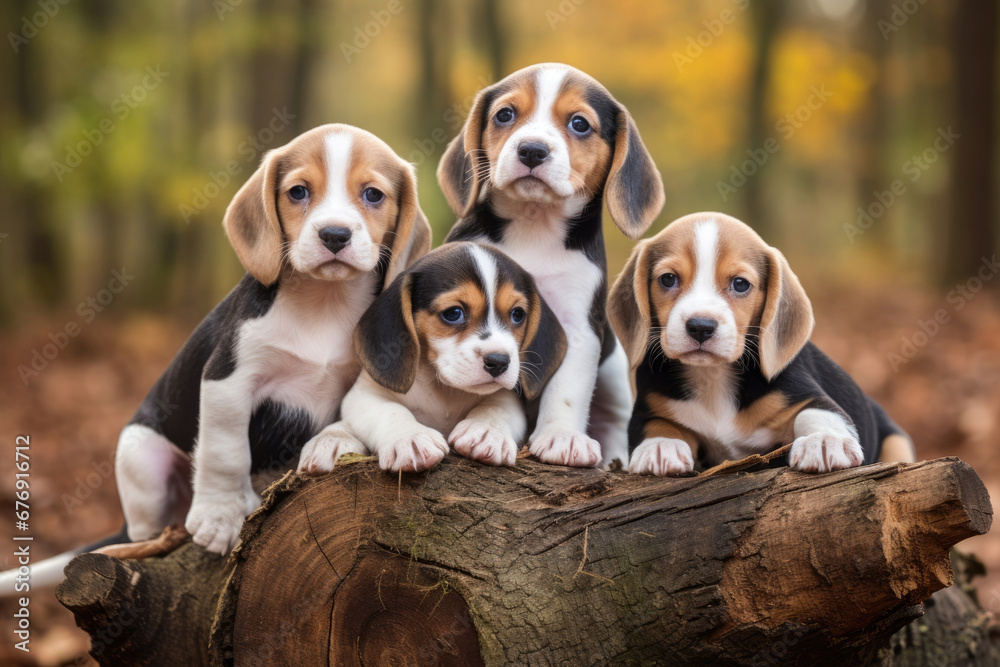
[185,489,260,555]
[529,427,601,468]
[789,432,864,473]
[449,420,517,466]
[629,438,694,477]
[297,426,368,476]
[379,428,449,472]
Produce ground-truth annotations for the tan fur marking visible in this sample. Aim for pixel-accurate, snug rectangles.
[348,132,405,252]
[482,74,538,169]
[733,395,810,443]
[495,282,530,348]
[879,434,916,463]
[413,282,489,363]
[642,417,699,450]
[647,224,697,338]
[272,130,330,252]
[551,80,613,194]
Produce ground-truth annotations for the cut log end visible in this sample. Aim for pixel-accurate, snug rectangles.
[330,552,484,666]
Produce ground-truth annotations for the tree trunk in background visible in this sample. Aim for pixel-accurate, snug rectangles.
[83,0,123,287]
[173,0,221,318]
[416,0,452,141]
[10,0,63,308]
[414,0,456,235]
[743,1,783,241]
[945,0,998,285]
[855,0,892,250]
[0,5,18,324]
[289,0,320,136]
[479,0,507,82]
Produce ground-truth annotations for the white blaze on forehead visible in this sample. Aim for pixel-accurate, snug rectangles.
[691,220,720,297]
[662,216,740,362]
[291,129,380,275]
[468,244,499,328]
[531,67,569,125]
[321,131,354,211]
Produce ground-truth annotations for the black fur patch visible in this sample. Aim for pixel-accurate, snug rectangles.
[584,86,620,146]
[628,339,905,465]
[248,399,316,473]
[204,275,279,382]
[617,122,659,220]
[445,201,510,245]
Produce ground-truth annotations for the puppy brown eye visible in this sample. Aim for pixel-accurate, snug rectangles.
[441,306,466,324]
[510,306,525,325]
[731,277,751,293]
[363,187,384,204]
[289,185,308,201]
[658,273,678,289]
[495,107,515,125]
[569,115,591,135]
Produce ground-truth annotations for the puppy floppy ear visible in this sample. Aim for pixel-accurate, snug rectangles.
[608,239,654,370]
[518,293,567,400]
[384,165,432,287]
[758,247,814,380]
[353,273,420,394]
[604,108,665,240]
[223,148,286,286]
[437,86,495,217]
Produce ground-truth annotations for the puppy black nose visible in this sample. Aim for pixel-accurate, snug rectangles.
[483,352,510,378]
[686,318,717,343]
[319,226,352,254]
[517,142,549,169]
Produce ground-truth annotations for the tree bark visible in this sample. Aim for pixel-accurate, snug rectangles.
[57,456,992,666]
[945,0,998,284]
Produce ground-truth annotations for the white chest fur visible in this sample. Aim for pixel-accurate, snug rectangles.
[235,274,375,426]
[400,369,486,435]
[665,366,776,461]
[486,209,602,336]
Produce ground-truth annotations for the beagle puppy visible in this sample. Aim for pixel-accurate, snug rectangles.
[332,242,566,472]
[609,212,915,476]
[8,125,431,584]
[438,63,665,470]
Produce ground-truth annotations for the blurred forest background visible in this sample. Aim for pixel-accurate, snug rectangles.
[1,0,999,664]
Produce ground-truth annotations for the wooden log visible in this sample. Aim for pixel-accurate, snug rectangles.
[56,456,992,666]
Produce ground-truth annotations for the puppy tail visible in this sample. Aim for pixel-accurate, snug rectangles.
[0,524,130,596]
[870,399,916,463]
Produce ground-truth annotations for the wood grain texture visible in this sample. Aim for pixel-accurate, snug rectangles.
[57,456,993,666]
